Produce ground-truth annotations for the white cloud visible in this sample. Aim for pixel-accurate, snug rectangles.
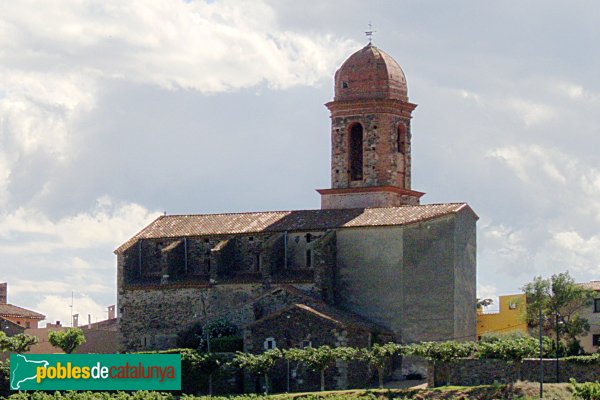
[0,197,159,255]
[477,283,498,303]
[505,98,555,128]
[0,0,356,209]
[36,294,108,328]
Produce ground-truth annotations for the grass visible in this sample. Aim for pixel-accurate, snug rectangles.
[258,381,575,399]
[0,383,577,399]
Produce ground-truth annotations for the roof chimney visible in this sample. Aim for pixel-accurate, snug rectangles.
[108,305,116,320]
[73,314,79,327]
[88,314,91,329]
[0,283,7,304]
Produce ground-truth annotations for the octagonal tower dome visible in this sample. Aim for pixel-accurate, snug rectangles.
[334,43,408,102]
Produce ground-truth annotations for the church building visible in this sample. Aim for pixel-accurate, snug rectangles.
[115,43,478,386]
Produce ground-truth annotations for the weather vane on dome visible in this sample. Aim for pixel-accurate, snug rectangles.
[365,21,376,44]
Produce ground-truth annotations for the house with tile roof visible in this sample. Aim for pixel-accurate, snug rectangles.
[0,283,45,329]
[115,43,478,387]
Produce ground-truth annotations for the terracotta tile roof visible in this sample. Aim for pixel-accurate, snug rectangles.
[246,301,393,335]
[0,304,45,319]
[116,203,475,253]
[580,281,600,291]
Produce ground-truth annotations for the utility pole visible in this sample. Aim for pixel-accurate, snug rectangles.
[556,313,560,383]
[539,305,543,399]
[207,328,213,396]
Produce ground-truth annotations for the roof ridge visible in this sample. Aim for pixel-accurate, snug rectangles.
[148,203,469,219]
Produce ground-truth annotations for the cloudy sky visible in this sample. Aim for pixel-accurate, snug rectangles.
[1,0,599,324]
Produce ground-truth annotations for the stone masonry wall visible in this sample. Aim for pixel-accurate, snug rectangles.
[121,231,332,287]
[428,358,600,387]
[119,284,264,351]
[244,306,372,392]
[330,114,411,190]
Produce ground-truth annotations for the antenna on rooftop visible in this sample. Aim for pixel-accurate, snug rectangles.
[365,21,376,44]
[69,291,74,327]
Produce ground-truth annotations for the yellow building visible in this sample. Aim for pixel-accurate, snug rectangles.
[476,294,528,339]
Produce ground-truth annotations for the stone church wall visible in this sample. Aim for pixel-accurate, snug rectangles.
[118,283,264,351]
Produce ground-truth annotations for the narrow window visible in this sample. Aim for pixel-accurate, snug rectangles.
[594,334,600,347]
[255,254,261,272]
[264,337,277,350]
[205,253,211,273]
[397,123,407,154]
[342,81,348,88]
[306,249,312,268]
[305,233,312,243]
[349,123,363,180]
[594,299,600,313]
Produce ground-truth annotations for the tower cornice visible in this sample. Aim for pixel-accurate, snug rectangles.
[325,99,417,118]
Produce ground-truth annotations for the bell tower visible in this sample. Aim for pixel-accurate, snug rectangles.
[317,44,425,209]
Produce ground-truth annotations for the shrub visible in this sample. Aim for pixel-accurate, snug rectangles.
[176,321,204,349]
[571,379,600,400]
[209,336,243,353]
[476,336,547,361]
[408,341,475,362]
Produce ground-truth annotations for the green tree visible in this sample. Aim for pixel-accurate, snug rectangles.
[285,345,356,391]
[358,343,406,389]
[0,332,39,353]
[523,272,595,353]
[48,328,86,354]
[476,298,494,310]
[233,349,282,394]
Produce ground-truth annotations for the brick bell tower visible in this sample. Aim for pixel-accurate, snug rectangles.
[317,43,425,209]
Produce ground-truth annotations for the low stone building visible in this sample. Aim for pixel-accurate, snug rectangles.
[244,299,393,391]
[115,42,478,389]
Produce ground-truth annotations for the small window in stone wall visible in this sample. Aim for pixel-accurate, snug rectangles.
[342,81,348,89]
[594,334,600,347]
[305,233,312,243]
[302,339,312,348]
[264,337,277,350]
[397,123,407,154]
[349,123,364,181]
[255,254,261,272]
[306,250,312,268]
[594,299,600,313]
[205,254,211,273]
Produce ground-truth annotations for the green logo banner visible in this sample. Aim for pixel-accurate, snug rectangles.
[10,354,181,391]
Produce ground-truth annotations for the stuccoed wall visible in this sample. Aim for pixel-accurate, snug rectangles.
[336,209,477,344]
[453,209,477,342]
[402,216,455,342]
[336,225,405,335]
